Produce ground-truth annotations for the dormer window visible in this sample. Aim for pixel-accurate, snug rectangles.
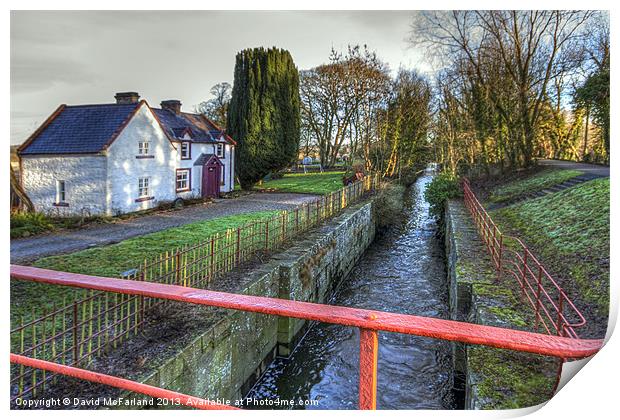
[216,143,224,158]
[181,142,191,159]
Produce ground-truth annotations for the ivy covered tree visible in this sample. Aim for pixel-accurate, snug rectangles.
[227,47,300,189]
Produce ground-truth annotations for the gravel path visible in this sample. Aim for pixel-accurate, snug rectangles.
[10,193,318,264]
[537,159,610,177]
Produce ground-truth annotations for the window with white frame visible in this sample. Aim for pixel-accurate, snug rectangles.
[220,164,225,185]
[216,143,224,158]
[180,142,191,159]
[138,141,150,156]
[138,177,150,197]
[56,180,66,203]
[176,169,190,192]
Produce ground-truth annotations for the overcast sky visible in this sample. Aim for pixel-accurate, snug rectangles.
[10,10,431,145]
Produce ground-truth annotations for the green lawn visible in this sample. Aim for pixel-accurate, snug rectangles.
[256,172,346,195]
[11,210,279,322]
[491,178,610,325]
[489,169,582,203]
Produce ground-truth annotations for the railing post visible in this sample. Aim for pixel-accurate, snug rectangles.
[295,208,299,232]
[139,271,145,324]
[236,227,241,265]
[209,236,215,282]
[359,328,378,410]
[535,266,543,331]
[265,221,270,251]
[174,251,181,285]
[497,234,503,275]
[72,301,78,366]
[558,293,565,337]
[521,250,528,294]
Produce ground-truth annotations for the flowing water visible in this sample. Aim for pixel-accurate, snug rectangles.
[246,170,456,409]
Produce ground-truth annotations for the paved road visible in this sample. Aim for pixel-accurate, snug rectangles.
[11,193,318,264]
[537,159,610,177]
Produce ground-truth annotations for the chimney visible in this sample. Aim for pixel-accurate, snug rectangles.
[161,100,182,114]
[114,92,140,104]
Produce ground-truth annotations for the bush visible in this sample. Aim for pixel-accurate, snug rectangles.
[399,166,423,186]
[424,173,462,219]
[10,212,54,238]
[373,181,407,230]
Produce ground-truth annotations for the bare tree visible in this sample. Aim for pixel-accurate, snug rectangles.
[196,82,232,128]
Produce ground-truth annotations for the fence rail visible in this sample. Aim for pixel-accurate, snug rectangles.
[10,265,603,410]
[10,174,380,401]
[462,178,587,339]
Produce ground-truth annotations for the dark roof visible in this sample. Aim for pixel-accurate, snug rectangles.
[152,108,226,143]
[19,103,141,155]
[193,153,221,166]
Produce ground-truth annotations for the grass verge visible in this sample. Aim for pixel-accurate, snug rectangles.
[11,210,279,322]
[491,178,609,336]
[489,169,582,203]
[255,172,345,195]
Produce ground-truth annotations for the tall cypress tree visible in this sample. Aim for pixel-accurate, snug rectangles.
[227,47,300,189]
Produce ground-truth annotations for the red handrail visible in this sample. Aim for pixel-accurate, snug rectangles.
[10,265,602,410]
[461,179,587,339]
[10,354,237,410]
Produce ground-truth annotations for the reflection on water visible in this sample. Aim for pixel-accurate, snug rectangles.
[246,169,455,409]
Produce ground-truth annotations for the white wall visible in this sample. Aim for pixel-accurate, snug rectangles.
[21,155,108,216]
[106,103,178,215]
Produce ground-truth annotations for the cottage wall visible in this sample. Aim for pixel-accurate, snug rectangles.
[106,104,178,215]
[21,155,108,216]
[20,103,236,217]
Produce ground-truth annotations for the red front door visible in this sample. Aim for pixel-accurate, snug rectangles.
[202,163,221,198]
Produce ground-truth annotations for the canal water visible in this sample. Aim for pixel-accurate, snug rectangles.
[246,170,456,409]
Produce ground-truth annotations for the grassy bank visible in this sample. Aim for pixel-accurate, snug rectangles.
[11,210,279,321]
[256,171,345,195]
[491,178,609,336]
[489,169,582,203]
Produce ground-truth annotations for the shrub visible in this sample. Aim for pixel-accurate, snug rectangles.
[10,212,54,238]
[399,166,423,186]
[424,173,462,218]
[373,181,407,230]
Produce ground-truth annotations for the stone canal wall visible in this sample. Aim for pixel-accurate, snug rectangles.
[444,199,559,410]
[127,199,377,404]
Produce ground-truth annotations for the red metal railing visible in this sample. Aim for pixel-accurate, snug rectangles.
[10,174,381,399]
[462,179,587,339]
[10,354,237,410]
[10,265,602,410]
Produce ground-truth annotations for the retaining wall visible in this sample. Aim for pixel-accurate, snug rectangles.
[444,199,559,410]
[127,199,377,405]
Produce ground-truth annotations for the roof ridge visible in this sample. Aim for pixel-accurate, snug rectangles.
[64,102,139,108]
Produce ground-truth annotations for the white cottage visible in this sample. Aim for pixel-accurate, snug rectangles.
[17,92,236,216]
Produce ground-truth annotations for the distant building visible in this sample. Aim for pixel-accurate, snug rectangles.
[17,92,236,216]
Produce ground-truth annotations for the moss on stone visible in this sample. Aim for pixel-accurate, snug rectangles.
[468,346,558,409]
[446,200,558,409]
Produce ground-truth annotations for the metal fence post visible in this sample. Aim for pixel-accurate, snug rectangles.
[535,267,543,331]
[236,227,241,265]
[174,251,181,285]
[72,302,78,366]
[359,328,378,410]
